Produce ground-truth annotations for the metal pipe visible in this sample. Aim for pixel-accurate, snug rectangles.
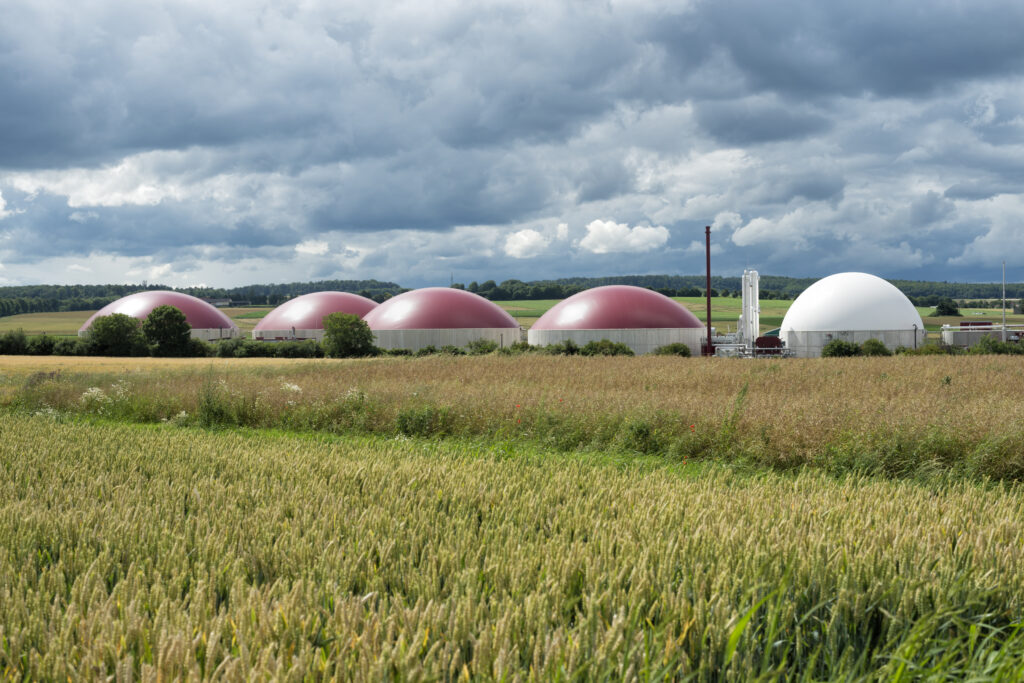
[705,225,713,356]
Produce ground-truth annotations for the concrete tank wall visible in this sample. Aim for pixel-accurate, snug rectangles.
[191,328,241,341]
[527,328,704,355]
[252,328,325,341]
[80,327,241,341]
[783,329,925,358]
[372,328,522,351]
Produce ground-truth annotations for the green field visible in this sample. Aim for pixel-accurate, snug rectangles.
[4,299,1023,339]
[2,354,1024,679]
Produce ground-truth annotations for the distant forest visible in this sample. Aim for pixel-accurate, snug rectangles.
[1,275,1021,317]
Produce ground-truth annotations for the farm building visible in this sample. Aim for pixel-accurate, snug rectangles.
[780,272,925,357]
[362,287,521,351]
[79,291,240,341]
[253,292,378,341]
[527,285,705,355]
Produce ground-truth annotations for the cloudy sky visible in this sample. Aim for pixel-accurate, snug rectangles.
[2,0,1024,288]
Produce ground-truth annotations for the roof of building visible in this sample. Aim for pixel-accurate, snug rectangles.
[254,292,377,332]
[363,287,519,330]
[780,272,925,332]
[531,285,703,330]
[79,291,239,332]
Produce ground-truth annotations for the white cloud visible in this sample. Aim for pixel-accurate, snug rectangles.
[556,222,569,241]
[67,264,92,273]
[712,211,742,232]
[0,191,11,219]
[295,239,329,255]
[149,263,172,280]
[10,156,185,207]
[69,211,99,223]
[504,229,550,258]
[578,219,669,254]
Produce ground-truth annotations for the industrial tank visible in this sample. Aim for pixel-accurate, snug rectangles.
[253,292,378,341]
[780,272,925,357]
[528,285,705,355]
[363,287,521,351]
[79,291,240,341]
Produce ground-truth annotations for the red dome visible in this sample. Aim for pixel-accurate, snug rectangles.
[363,288,518,330]
[254,292,377,332]
[79,291,239,332]
[532,285,703,330]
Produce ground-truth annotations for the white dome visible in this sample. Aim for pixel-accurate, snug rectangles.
[781,272,924,332]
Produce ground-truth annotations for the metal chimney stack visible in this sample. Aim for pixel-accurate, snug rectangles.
[740,269,760,349]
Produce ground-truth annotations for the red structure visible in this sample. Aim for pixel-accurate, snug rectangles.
[705,225,713,356]
[79,291,238,334]
[531,285,702,330]
[253,292,377,339]
[363,288,518,330]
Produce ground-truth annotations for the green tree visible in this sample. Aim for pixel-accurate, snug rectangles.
[86,313,147,356]
[322,313,376,358]
[142,305,192,357]
[933,298,961,316]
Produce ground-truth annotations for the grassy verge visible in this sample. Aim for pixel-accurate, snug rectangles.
[4,354,1024,483]
[2,414,1023,679]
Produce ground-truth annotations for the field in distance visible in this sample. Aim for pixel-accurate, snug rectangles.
[3,299,1023,337]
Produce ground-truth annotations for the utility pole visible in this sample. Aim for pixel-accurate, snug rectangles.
[1002,261,1007,343]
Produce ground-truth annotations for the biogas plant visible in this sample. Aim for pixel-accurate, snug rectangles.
[80,228,1014,358]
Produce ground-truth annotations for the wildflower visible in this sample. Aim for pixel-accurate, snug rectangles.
[282,382,302,393]
[80,387,107,404]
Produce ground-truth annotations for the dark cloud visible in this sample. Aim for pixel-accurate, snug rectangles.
[2,1,1024,286]
[694,99,831,145]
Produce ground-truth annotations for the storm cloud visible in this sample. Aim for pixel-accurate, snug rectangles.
[2,0,1024,287]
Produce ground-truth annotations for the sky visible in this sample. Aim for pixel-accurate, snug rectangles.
[2,0,1024,289]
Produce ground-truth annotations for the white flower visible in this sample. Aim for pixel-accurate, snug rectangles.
[80,387,107,403]
[282,382,302,393]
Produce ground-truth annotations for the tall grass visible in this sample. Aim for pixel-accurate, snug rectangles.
[1,414,1022,679]
[6,355,1024,482]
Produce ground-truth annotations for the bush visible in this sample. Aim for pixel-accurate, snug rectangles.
[580,340,635,356]
[184,338,212,357]
[859,338,892,357]
[415,345,439,357]
[274,340,325,358]
[896,343,959,356]
[465,339,499,355]
[440,345,466,356]
[214,337,245,358]
[651,343,691,357]
[820,339,861,358]
[53,338,88,356]
[322,313,376,358]
[543,340,580,356]
[26,335,57,356]
[497,341,537,355]
[86,313,148,356]
[967,335,1024,356]
[0,329,29,355]
[383,348,413,356]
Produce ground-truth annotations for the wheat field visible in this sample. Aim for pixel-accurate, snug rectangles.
[1,413,1022,679]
